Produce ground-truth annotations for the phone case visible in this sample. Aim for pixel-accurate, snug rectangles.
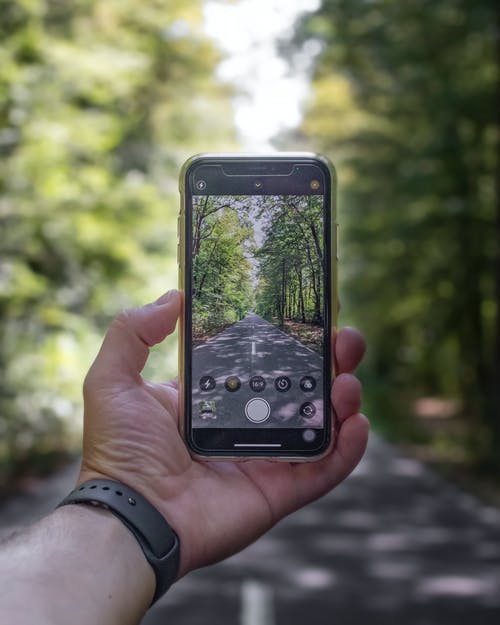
[178,153,338,462]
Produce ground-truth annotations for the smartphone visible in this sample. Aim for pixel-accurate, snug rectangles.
[178,153,337,460]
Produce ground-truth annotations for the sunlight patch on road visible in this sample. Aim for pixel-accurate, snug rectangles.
[415,575,500,599]
[289,566,337,590]
[390,457,425,478]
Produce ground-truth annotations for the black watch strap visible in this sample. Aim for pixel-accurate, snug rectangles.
[57,479,180,605]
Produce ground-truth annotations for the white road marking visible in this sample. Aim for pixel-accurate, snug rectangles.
[240,579,275,625]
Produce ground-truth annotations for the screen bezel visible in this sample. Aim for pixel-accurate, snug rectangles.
[182,155,333,458]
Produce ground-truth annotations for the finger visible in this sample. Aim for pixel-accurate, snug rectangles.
[331,373,362,424]
[322,412,369,488]
[87,290,181,384]
[334,327,366,374]
[292,412,369,506]
[164,376,179,391]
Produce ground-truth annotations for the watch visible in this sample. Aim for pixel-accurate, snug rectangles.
[58,478,180,605]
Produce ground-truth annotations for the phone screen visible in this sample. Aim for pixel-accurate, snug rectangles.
[182,157,334,457]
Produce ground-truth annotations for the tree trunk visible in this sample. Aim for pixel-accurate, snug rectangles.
[492,5,500,457]
[280,258,286,327]
[297,265,306,322]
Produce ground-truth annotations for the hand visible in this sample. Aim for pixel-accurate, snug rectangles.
[79,290,368,578]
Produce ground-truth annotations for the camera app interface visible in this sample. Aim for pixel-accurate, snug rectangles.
[190,194,326,429]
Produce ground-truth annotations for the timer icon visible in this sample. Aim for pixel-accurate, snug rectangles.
[274,376,291,392]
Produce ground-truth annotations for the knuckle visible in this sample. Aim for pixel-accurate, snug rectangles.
[110,307,143,340]
[113,308,135,329]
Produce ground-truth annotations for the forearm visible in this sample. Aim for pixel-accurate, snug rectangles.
[0,505,155,625]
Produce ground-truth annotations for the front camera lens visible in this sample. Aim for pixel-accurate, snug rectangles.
[310,180,320,190]
[196,180,207,190]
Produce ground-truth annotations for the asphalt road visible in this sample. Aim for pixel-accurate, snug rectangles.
[2,436,500,625]
[192,314,324,428]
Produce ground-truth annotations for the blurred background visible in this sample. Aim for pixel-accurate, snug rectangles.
[1,0,498,498]
[1,0,500,622]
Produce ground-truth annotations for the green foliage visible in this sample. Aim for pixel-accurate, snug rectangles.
[0,0,236,483]
[254,195,324,327]
[295,0,499,465]
[192,196,254,337]
[190,192,325,342]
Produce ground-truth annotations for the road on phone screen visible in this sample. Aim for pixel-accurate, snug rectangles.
[192,313,323,427]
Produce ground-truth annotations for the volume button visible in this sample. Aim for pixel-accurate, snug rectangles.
[335,223,339,260]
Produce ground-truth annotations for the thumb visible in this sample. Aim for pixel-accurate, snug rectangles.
[87,290,181,385]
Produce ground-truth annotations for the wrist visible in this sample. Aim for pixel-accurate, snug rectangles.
[61,478,180,603]
[77,467,192,576]
[57,504,156,612]
[0,505,155,625]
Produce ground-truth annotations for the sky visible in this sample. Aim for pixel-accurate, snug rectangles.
[203,0,321,150]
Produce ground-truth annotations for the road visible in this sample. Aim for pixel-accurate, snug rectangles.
[2,436,500,625]
[192,313,324,427]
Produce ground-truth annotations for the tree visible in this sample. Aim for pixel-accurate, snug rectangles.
[293,0,499,463]
[0,0,236,483]
[255,195,324,327]
[192,195,254,337]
